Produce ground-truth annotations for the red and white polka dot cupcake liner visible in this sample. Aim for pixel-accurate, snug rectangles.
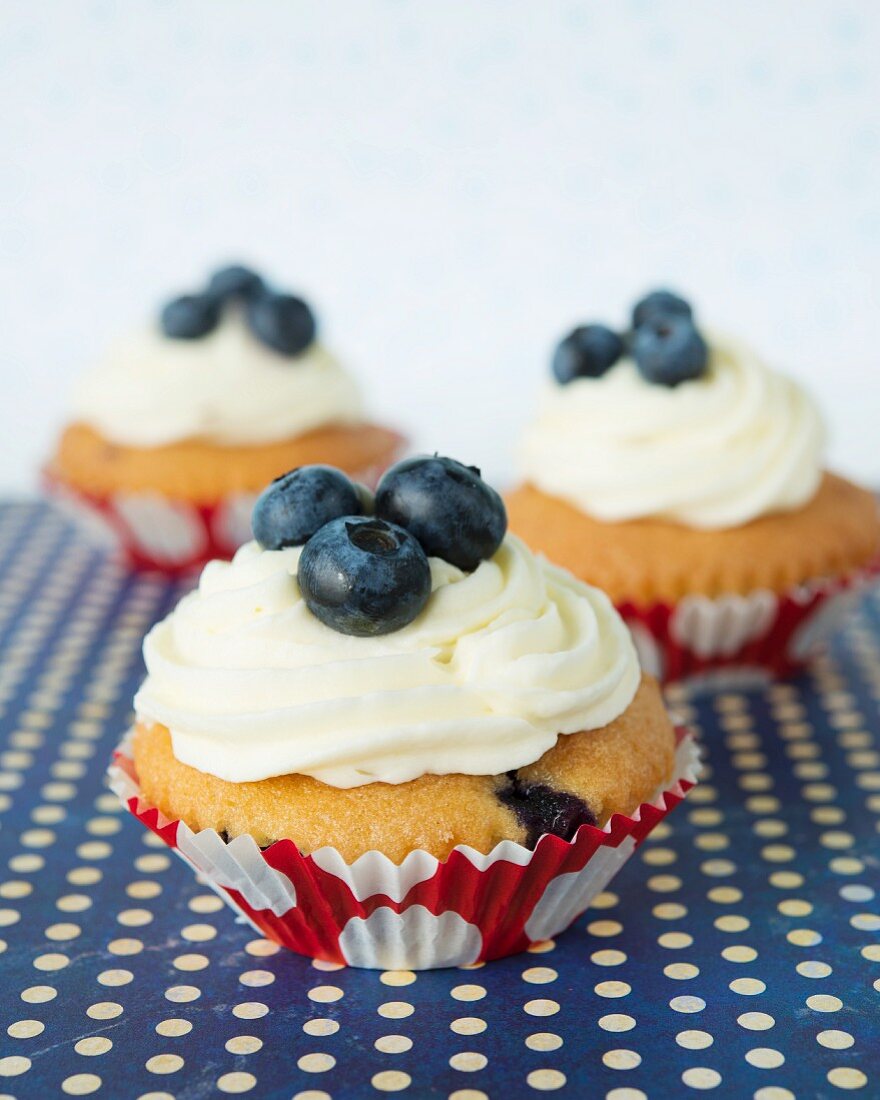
[619,561,880,687]
[108,729,700,970]
[42,440,406,575]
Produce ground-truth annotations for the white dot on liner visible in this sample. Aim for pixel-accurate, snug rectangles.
[598,1014,636,1033]
[806,994,843,1012]
[797,961,832,979]
[233,1002,268,1020]
[297,1054,335,1074]
[670,996,706,1014]
[523,1000,559,1017]
[164,986,201,1003]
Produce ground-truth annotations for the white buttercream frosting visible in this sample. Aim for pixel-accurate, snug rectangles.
[134,535,640,788]
[72,311,364,447]
[520,334,825,529]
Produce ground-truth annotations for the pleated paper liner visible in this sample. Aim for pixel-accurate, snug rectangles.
[620,559,880,687]
[109,729,700,970]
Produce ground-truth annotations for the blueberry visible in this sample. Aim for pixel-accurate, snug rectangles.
[498,774,596,848]
[631,288,693,328]
[551,324,624,384]
[207,264,264,301]
[375,456,507,573]
[631,314,708,387]
[298,516,431,637]
[247,291,316,355]
[160,294,220,339]
[252,465,364,550]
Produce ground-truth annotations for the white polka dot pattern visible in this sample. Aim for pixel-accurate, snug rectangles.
[1,503,879,1097]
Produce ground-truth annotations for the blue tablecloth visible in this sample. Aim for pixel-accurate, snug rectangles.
[1,502,878,1099]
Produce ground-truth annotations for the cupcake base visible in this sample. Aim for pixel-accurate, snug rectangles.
[108,730,699,969]
[44,424,405,572]
[507,474,880,684]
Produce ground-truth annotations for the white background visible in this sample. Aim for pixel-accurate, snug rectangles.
[1,0,878,492]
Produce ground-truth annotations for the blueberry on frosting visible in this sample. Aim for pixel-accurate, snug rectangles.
[552,324,624,384]
[247,291,317,357]
[207,264,265,301]
[160,294,221,339]
[632,313,708,387]
[632,288,693,328]
[160,264,317,356]
[375,456,507,574]
[252,465,365,550]
[298,516,431,637]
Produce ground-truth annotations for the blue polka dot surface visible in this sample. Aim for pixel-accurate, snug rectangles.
[0,502,878,1099]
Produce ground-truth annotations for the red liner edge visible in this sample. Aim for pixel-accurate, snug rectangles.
[109,729,699,969]
[619,558,880,685]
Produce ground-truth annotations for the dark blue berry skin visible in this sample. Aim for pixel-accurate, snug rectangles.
[247,292,316,356]
[498,774,596,848]
[252,466,364,550]
[631,288,693,328]
[298,516,432,637]
[207,264,264,301]
[375,456,507,573]
[552,324,624,384]
[631,314,708,387]
[160,294,221,339]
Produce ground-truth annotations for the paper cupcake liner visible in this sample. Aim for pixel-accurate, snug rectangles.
[620,559,880,687]
[108,729,700,969]
[42,441,405,574]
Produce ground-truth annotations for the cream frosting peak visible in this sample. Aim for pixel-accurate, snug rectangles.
[520,334,825,529]
[72,311,364,447]
[133,535,640,788]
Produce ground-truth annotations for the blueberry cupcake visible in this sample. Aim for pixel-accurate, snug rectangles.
[111,457,698,968]
[46,264,404,572]
[507,290,880,683]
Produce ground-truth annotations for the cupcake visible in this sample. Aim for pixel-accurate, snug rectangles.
[507,290,880,684]
[45,264,404,572]
[110,457,698,968]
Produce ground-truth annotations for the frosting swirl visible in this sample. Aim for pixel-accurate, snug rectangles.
[134,535,640,787]
[72,312,364,447]
[520,334,825,529]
